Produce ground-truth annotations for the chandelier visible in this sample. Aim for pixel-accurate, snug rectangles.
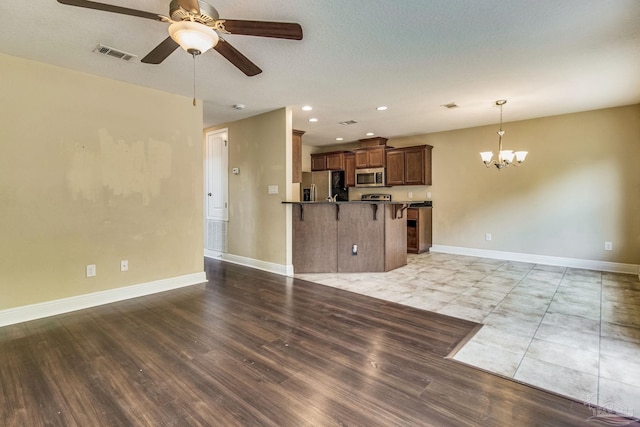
[480,100,528,169]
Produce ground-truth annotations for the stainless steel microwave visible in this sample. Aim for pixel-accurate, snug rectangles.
[355,167,385,187]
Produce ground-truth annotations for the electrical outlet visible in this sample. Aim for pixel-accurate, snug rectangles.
[352,244,358,255]
[604,241,613,251]
[427,192,432,199]
[408,191,413,199]
[86,264,96,277]
[485,233,492,241]
[120,260,129,272]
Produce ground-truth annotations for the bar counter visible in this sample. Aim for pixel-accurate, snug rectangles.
[284,201,416,274]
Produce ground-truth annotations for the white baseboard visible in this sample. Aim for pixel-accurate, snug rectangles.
[0,271,207,328]
[204,249,223,259]
[207,252,293,276]
[431,245,640,276]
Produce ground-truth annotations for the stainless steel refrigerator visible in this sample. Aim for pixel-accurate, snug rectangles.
[301,171,348,201]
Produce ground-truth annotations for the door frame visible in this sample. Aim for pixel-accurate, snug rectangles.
[204,128,229,257]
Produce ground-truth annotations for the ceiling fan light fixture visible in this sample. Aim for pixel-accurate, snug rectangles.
[169,21,219,55]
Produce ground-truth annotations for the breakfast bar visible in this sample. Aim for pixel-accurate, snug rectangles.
[285,199,410,274]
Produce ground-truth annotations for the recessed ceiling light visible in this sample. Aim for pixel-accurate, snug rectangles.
[302,105,312,111]
[336,137,344,141]
[309,118,318,122]
[376,106,388,111]
[366,132,375,136]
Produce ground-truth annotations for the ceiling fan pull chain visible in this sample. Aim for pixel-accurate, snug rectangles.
[192,52,197,107]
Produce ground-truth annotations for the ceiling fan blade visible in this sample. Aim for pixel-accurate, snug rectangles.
[56,0,163,21]
[141,37,180,64]
[214,39,262,76]
[218,20,303,40]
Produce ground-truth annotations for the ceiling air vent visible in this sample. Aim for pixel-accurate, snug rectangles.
[339,120,359,125]
[93,44,138,62]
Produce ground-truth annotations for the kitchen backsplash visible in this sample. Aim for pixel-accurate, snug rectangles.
[348,186,432,202]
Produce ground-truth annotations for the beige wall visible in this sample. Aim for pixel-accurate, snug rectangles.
[0,54,204,310]
[306,105,640,265]
[204,108,290,266]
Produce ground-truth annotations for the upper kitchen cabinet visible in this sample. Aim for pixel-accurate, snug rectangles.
[311,153,326,171]
[386,145,433,186]
[354,137,388,169]
[311,151,350,171]
[326,152,346,170]
[344,152,356,187]
[354,146,386,168]
[292,129,305,183]
[385,150,405,186]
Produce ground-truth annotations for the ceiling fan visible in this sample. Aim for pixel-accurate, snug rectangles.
[56,0,303,76]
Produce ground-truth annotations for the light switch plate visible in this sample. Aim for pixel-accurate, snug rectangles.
[86,264,96,277]
[268,185,279,194]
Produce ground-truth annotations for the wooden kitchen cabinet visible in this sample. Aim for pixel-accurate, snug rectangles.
[385,145,432,186]
[311,151,349,171]
[385,150,405,186]
[405,146,430,185]
[406,207,432,254]
[292,129,305,183]
[311,153,326,171]
[344,152,356,187]
[326,152,346,170]
[354,146,387,169]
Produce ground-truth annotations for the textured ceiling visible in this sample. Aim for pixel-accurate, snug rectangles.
[1,1,639,146]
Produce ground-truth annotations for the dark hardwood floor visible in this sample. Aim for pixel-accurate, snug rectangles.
[1,259,637,426]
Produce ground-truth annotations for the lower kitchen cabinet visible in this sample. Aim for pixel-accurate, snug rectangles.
[407,207,432,253]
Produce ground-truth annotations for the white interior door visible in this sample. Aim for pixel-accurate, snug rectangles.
[205,129,228,254]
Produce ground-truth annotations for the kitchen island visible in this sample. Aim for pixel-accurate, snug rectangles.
[284,201,411,273]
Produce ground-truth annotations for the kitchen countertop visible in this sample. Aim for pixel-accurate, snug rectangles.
[283,200,432,206]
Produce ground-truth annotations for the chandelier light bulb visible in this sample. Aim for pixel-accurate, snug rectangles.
[480,152,494,164]
[514,151,528,163]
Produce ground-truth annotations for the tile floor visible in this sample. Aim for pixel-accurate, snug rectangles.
[296,252,640,418]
